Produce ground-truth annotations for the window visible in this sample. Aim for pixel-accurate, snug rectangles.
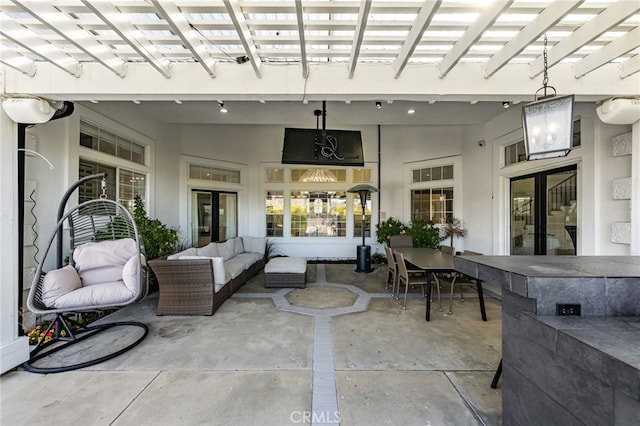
[353,195,372,238]
[412,165,453,183]
[79,120,149,212]
[290,191,347,237]
[189,164,240,183]
[80,121,145,165]
[411,187,453,224]
[266,168,284,183]
[505,119,581,166]
[79,159,146,211]
[266,191,284,237]
[291,168,347,183]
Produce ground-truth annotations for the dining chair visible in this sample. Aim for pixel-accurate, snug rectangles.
[394,251,441,310]
[447,250,483,315]
[384,245,397,292]
[389,235,413,248]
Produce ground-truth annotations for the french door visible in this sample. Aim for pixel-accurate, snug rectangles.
[510,165,577,255]
[192,190,237,246]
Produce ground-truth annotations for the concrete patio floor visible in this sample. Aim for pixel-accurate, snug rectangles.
[1,263,502,426]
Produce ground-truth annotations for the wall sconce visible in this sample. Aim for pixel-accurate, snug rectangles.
[522,35,574,161]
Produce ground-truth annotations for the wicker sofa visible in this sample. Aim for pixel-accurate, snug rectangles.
[148,236,266,315]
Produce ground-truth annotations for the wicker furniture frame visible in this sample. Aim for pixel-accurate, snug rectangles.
[148,255,264,316]
[264,257,307,288]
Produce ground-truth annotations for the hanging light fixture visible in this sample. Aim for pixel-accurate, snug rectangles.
[522,34,574,161]
[300,168,338,183]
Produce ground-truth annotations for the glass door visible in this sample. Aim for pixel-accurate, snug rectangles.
[192,190,237,246]
[510,166,577,255]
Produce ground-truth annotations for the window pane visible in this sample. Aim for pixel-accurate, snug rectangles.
[432,166,442,181]
[266,191,284,237]
[421,168,431,182]
[99,129,117,156]
[353,195,372,238]
[290,190,346,237]
[412,169,420,183]
[78,159,116,203]
[353,168,371,183]
[116,136,132,161]
[442,165,453,180]
[266,168,284,182]
[119,169,146,211]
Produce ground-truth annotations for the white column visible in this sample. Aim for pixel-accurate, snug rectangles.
[631,120,639,255]
[0,109,30,373]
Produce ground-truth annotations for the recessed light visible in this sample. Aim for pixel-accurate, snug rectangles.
[132,100,140,104]
[407,109,416,114]
[375,101,382,109]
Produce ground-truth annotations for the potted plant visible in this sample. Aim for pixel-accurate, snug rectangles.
[442,217,467,250]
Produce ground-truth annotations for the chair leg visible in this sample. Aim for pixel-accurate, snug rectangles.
[448,276,456,315]
[432,274,442,311]
[403,280,410,309]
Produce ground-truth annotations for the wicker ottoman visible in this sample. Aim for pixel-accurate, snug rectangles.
[264,257,307,288]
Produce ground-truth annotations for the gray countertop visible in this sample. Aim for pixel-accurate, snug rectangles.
[454,255,640,316]
[454,255,640,278]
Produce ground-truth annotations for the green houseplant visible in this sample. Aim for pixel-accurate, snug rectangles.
[406,219,445,249]
[375,217,407,246]
[133,196,179,261]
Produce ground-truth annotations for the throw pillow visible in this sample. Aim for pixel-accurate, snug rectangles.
[41,265,82,307]
[73,238,137,285]
[233,237,244,256]
[197,243,220,258]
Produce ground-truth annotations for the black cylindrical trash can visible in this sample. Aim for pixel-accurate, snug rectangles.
[355,244,372,273]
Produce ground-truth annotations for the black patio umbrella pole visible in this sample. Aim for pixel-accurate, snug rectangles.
[348,184,378,273]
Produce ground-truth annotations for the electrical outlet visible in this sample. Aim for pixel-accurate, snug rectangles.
[556,303,581,316]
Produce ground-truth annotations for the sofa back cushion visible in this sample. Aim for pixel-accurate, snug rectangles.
[167,246,197,260]
[233,237,244,256]
[242,237,266,255]
[197,243,220,258]
[218,239,236,260]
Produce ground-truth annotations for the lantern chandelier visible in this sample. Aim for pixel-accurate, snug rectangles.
[522,34,575,161]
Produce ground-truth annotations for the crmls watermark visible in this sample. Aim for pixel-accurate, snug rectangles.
[290,410,341,424]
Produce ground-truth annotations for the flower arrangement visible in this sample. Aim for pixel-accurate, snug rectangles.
[26,321,67,345]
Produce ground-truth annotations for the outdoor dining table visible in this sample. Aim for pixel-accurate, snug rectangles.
[394,247,487,322]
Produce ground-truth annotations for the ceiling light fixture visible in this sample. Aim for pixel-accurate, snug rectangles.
[503,101,510,109]
[407,109,416,115]
[218,101,227,113]
[300,168,337,183]
[522,34,574,161]
[375,101,382,109]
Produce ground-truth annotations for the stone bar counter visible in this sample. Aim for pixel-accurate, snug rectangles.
[454,255,640,425]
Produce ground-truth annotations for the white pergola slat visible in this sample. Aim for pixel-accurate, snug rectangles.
[222,0,263,79]
[0,1,637,101]
[348,0,372,79]
[393,0,442,78]
[0,46,36,77]
[574,26,640,78]
[530,1,640,78]
[80,0,173,79]
[0,13,82,77]
[294,0,308,79]
[439,0,513,78]
[152,0,216,77]
[12,0,127,77]
[484,0,585,78]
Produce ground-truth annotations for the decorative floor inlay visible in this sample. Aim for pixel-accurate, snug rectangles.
[233,264,375,425]
[286,286,358,309]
